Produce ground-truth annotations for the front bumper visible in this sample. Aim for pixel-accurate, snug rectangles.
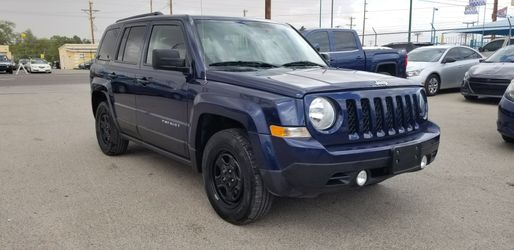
[31,67,51,72]
[497,96,514,139]
[0,64,13,72]
[257,122,441,198]
[461,79,508,98]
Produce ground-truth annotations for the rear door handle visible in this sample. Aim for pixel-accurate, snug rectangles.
[136,77,150,86]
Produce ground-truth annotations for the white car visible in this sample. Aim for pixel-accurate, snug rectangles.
[27,59,52,73]
[407,45,483,96]
[479,37,514,58]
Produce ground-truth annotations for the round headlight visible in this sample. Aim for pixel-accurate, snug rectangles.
[418,91,428,120]
[309,97,336,131]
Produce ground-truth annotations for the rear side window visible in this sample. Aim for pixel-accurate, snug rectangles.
[307,31,330,52]
[459,47,481,60]
[116,26,146,64]
[145,24,187,65]
[333,31,358,51]
[483,40,503,52]
[97,28,119,61]
[445,48,462,61]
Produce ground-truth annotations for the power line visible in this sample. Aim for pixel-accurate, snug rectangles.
[81,1,99,44]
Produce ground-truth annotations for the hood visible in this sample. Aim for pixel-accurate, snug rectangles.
[207,68,421,98]
[407,61,434,72]
[468,63,514,79]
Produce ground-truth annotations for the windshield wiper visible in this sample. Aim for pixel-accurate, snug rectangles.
[281,61,325,68]
[209,61,278,68]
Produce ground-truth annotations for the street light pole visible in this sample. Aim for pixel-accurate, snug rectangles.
[408,0,413,42]
[319,0,322,28]
[330,0,334,28]
[431,8,438,44]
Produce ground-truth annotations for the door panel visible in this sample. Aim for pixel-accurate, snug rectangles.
[135,22,190,158]
[328,31,365,70]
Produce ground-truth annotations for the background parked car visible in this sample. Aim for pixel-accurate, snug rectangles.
[78,59,93,70]
[407,45,483,96]
[26,58,52,73]
[302,29,407,77]
[383,42,434,53]
[0,55,14,74]
[462,45,514,100]
[479,37,514,58]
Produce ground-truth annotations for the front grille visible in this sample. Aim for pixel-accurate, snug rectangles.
[345,95,420,141]
[469,77,510,97]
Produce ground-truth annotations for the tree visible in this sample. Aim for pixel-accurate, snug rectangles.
[0,20,15,45]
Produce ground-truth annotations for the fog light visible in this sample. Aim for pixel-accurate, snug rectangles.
[420,155,428,169]
[356,170,368,186]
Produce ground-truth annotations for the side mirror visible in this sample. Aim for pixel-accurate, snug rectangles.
[152,49,187,72]
[479,58,485,63]
[478,47,484,52]
[314,43,321,52]
[442,57,457,64]
[320,52,330,62]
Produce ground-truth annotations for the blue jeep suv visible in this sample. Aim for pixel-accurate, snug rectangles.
[90,13,441,224]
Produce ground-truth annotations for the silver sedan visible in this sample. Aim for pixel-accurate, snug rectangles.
[407,45,483,96]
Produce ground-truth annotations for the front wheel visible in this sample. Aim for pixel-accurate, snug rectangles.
[95,102,128,155]
[425,74,440,96]
[503,135,514,143]
[202,129,273,225]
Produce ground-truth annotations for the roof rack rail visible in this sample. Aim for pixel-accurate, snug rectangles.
[116,12,164,23]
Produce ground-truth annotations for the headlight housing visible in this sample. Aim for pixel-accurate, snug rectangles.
[506,80,514,101]
[309,97,336,131]
[407,69,422,77]
[417,90,428,120]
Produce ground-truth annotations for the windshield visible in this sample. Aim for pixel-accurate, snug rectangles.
[485,45,514,63]
[195,20,327,69]
[0,55,7,62]
[408,48,447,62]
[31,59,47,64]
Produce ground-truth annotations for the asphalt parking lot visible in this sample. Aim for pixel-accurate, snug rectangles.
[0,71,513,249]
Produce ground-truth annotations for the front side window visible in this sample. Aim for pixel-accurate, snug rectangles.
[117,26,146,64]
[307,31,330,52]
[195,20,327,68]
[98,28,119,61]
[333,31,358,51]
[146,24,187,65]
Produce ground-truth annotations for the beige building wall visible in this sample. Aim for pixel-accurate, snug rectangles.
[58,44,98,69]
[0,45,12,59]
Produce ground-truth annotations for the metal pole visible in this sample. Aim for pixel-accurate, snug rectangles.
[330,0,334,28]
[150,0,153,12]
[170,0,172,15]
[408,0,412,42]
[319,0,322,28]
[508,17,512,45]
[481,5,486,46]
[362,0,367,44]
[372,27,377,46]
[431,8,438,44]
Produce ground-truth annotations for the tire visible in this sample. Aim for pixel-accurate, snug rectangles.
[425,74,441,96]
[202,129,273,225]
[464,95,478,101]
[503,135,514,143]
[95,102,128,155]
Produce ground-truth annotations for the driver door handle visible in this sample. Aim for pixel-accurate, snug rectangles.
[136,77,150,86]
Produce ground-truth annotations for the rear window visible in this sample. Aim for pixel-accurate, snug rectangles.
[117,26,146,64]
[97,28,119,61]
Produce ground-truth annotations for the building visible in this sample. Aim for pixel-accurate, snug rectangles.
[0,45,12,59]
[58,44,98,69]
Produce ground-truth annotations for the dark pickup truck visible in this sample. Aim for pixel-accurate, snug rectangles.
[303,29,408,77]
[91,13,440,225]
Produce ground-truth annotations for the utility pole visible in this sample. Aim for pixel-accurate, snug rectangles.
[330,0,334,28]
[265,0,271,19]
[319,0,322,28]
[170,0,173,15]
[347,16,356,30]
[408,0,413,42]
[243,9,248,17]
[362,0,367,45]
[492,0,498,21]
[81,1,99,44]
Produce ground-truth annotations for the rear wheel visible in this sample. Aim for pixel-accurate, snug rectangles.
[503,135,514,143]
[95,102,128,155]
[425,74,440,96]
[202,129,273,225]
